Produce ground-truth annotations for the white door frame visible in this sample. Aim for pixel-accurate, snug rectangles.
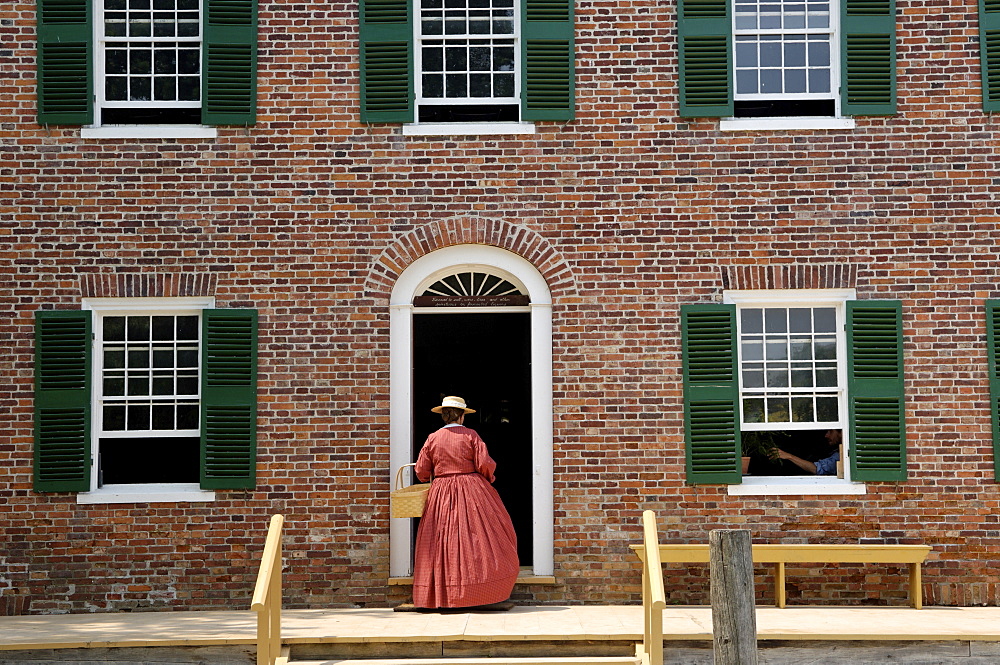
[389,244,554,577]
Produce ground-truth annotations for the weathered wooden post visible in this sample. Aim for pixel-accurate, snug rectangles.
[709,529,758,664]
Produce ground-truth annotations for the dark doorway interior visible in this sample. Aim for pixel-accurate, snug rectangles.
[412,312,533,565]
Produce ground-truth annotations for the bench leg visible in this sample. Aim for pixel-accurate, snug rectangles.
[909,562,922,609]
[774,562,786,608]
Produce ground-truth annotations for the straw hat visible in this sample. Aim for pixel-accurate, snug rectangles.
[431,396,476,414]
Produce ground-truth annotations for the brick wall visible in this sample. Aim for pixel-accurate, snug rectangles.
[3,0,1000,613]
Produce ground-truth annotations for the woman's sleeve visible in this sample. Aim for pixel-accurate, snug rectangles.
[472,433,497,483]
[415,437,434,482]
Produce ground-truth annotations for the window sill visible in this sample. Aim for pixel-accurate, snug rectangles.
[719,117,856,132]
[76,483,216,504]
[401,122,536,136]
[728,476,866,496]
[81,125,218,140]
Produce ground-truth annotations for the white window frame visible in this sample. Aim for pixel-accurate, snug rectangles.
[724,289,866,496]
[86,0,217,138]
[413,0,522,123]
[727,0,844,124]
[78,297,216,504]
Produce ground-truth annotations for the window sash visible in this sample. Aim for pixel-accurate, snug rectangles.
[94,0,204,117]
[94,309,203,439]
[734,302,848,432]
[732,0,840,104]
[415,0,521,108]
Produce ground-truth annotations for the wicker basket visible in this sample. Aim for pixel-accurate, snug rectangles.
[390,463,430,518]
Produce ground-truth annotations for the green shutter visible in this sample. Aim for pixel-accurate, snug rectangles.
[360,0,413,123]
[201,309,258,489]
[986,301,1000,480]
[677,0,732,118]
[36,0,92,125]
[682,304,741,484]
[521,0,574,121]
[847,300,906,481]
[34,311,92,492]
[981,0,1000,113]
[202,0,257,125]
[841,0,896,115]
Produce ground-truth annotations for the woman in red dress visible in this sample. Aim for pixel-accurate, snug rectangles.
[412,396,519,609]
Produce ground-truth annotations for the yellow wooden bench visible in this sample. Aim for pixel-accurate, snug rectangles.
[630,543,933,609]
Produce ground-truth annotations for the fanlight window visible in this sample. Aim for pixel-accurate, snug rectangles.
[415,271,528,306]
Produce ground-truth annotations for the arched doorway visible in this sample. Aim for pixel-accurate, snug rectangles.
[389,245,553,578]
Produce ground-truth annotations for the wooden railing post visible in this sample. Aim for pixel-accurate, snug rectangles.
[640,510,666,665]
[709,529,758,665]
[251,514,285,665]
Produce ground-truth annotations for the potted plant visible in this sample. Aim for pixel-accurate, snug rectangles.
[740,430,788,474]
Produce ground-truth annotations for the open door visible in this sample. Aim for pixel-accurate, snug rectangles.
[412,312,533,564]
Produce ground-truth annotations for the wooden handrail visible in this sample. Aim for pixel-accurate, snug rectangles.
[251,514,285,665]
[638,510,666,665]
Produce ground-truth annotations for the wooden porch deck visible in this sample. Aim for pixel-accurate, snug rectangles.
[4,604,1000,652]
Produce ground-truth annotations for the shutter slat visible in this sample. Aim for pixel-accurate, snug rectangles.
[848,300,906,481]
[682,304,741,484]
[201,309,258,489]
[34,311,92,492]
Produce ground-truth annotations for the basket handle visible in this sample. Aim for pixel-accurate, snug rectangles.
[394,463,416,491]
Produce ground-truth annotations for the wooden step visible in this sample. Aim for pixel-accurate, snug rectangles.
[286,658,641,665]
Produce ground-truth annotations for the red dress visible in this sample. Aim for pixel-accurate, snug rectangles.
[412,424,519,608]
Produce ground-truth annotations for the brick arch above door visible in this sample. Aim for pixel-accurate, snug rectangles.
[365,217,578,302]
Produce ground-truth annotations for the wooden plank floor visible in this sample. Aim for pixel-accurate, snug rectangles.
[3,605,1000,651]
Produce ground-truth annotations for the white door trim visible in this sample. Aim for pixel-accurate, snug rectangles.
[389,245,554,577]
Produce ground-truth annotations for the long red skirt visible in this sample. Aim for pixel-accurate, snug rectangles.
[412,473,519,608]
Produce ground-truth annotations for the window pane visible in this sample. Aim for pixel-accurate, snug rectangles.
[423,74,444,97]
[176,373,198,395]
[494,73,514,96]
[423,46,444,71]
[152,404,174,429]
[177,404,199,429]
[815,367,837,386]
[128,349,149,368]
[791,397,814,422]
[760,68,782,94]
[765,339,787,360]
[764,308,786,333]
[784,41,805,67]
[104,405,126,430]
[104,376,126,396]
[736,70,758,95]
[128,404,150,429]
[178,76,199,101]
[784,69,806,93]
[152,348,173,368]
[767,397,789,422]
[153,374,173,395]
[127,316,150,340]
[789,308,811,333]
[743,398,765,423]
[814,337,836,360]
[105,349,125,369]
[808,68,831,93]
[742,341,763,361]
[106,50,128,75]
[816,396,838,421]
[469,73,491,96]
[496,46,514,71]
[790,367,813,387]
[154,50,176,75]
[790,338,812,360]
[128,373,149,396]
[814,308,836,332]
[178,49,199,75]
[446,46,467,71]
[446,73,467,97]
[155,77,177,101]
[741,309,763,334]
[177,316,198,340]
[743,368,764,388]
[766,368,789,388]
